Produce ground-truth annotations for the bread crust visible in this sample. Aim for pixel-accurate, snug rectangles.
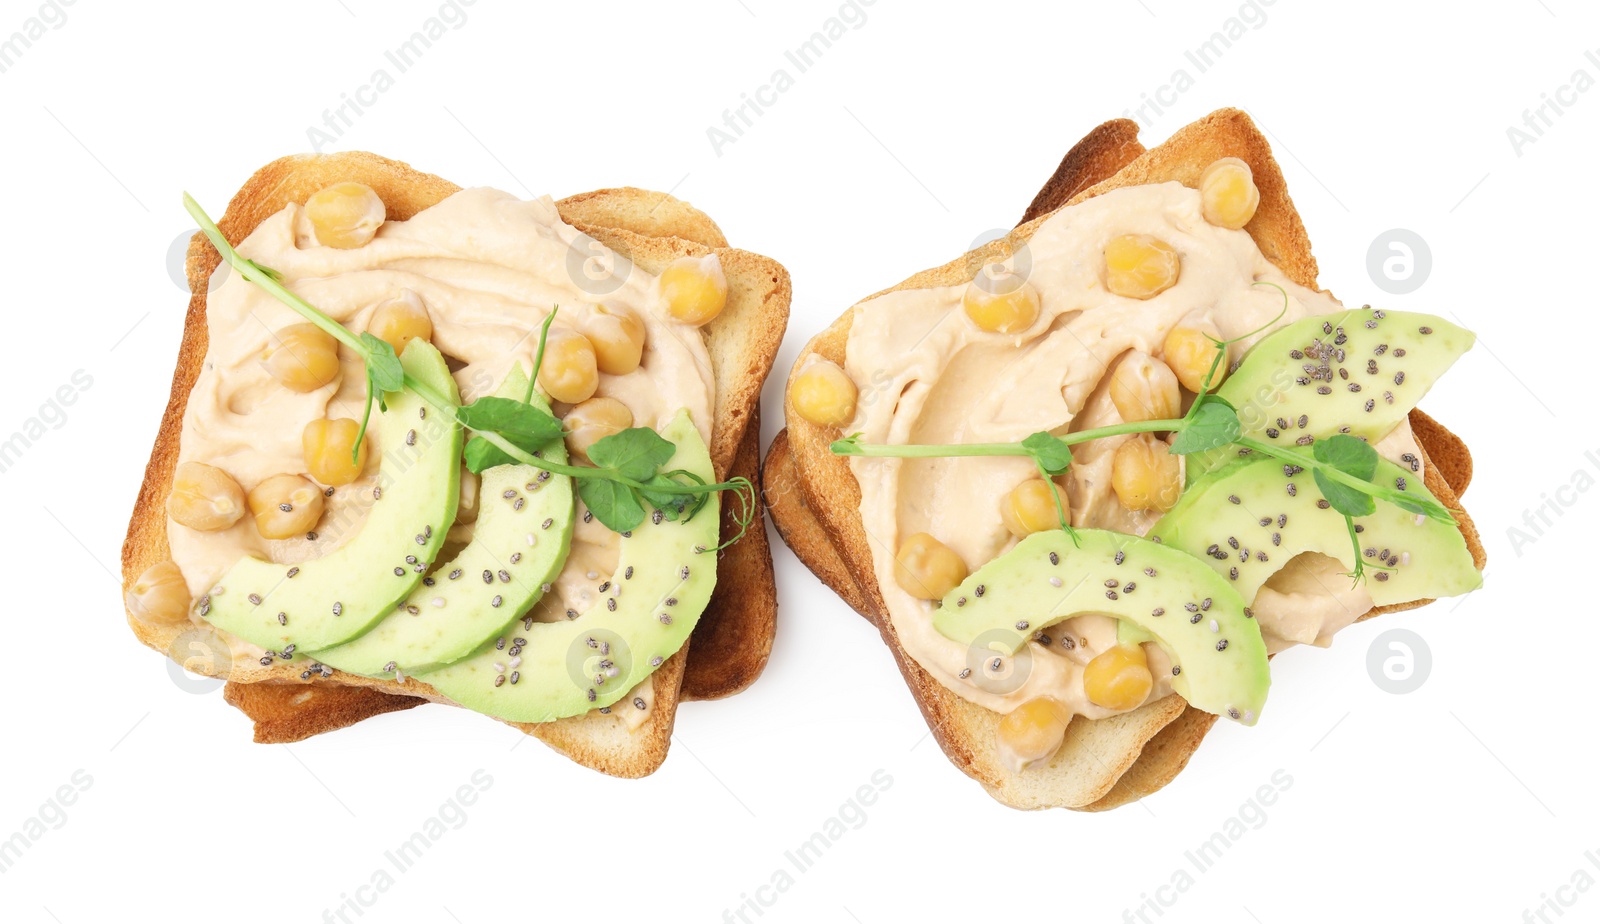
[764,109,1485,809]
[121,153,789,777]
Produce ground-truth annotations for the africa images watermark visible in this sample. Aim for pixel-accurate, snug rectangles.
[1522,847,1600,924]
[0,369,93,475]
[1121,768,1294,923]
[721,768,894,922]
[0,769,93,875]
[0,0,78,76]
[320,768,493,922]
[1505,447,1600,557]
[1121,0,1276,129]
[306,0,482,152]
[706,0,881,157]
[1506,48,1600,157]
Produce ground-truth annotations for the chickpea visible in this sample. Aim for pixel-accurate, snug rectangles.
[537,328,600,404]
[302,418,368,486]
[893,532,969,601]
[1083,643,1154,711]
[1104,233,1181,300]
[1109,351,1182,423]
[455,467,480,525]
[565,397,634,460]
[1198,157,1260,230]
[248,474,325,540]
[658,253,727,326]
[996,696,1071,770]
[264,322,340,392]
[367,290,432,355]
[305,182,386,249]
[1163,321,1226,393]
[168,461,247,532]
[1000,478,1069,538]
[962,269,1041,334]
[581,303,646,375]
[1111,435,1182,513]
[126,560,192,626]
[789,360,858,428]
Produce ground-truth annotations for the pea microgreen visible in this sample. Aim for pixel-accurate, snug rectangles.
[184,193,757,548]
[830,281,1458,584]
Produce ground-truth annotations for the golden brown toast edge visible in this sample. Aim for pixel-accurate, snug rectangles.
[121,154,789,778]
[766,109,1485,809]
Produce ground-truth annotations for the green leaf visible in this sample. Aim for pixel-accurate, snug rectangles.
[1312,433,1379,481]
[577,478,646,532]
[1021,432,1073,476]
[1170,398,1241,454]
[360,332,405,393]
[457,397,563,448]
[1313,469,1377,517]
[463,436,515,473]
[638,473,695,521]
[587,427,676,483]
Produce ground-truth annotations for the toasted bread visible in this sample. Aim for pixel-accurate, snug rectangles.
[764,109,1485,809]
[121,153,789,777]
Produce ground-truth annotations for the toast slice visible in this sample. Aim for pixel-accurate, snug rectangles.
[122,153,789,777]
[765,109,1485,809]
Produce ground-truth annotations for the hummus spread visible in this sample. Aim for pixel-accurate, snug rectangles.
[167,188,716,727]
[841,181,1422,723]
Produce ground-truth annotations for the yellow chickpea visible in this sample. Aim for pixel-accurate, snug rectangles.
[302,418,368,486]
[125,560,192,626]
[305,182,386,249]
[167,461,247,532]
[1198,157,1261,230]
[1083,644,1154,711]
[1163,321,1226,393]
[456,467,480,525]
[564,397,634,460]
[893,532,969,600]
[789,360,858,428]
[962,269,1041,334]
[658,254,728,326]
[537,328,600,404]
[580,303,646,376]
[248,474,325,540]
[367,290,432,355]
[264,322,340,392]
[1111,435,1182,513]
[1000,478,1069,538]
[1104,233,1181,300]
[1109,351,1182,423]
[997,696,1072,771]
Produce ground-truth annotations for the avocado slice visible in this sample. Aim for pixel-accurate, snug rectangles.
[1190,308,1473,480]
[200,340,462,653]
[932,529,1270,725]
[310,366,575,676]
[1151,453,1482,605]
[414,409,718,722]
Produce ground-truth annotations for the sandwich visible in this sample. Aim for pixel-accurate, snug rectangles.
[763,108,1485,809]
[121,152,789,778]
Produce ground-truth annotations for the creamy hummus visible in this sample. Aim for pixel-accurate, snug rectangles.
[842,181,1423,723]
[168,187,716,728]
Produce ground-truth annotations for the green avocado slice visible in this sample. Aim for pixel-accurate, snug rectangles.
[1151,453,1482,606]
[200,340,462,653]
[1190,308,1473,481]
[932,529,1270,725]
[415,409,718,723]
[310,365,575,677]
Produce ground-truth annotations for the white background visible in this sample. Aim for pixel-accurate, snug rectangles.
[2,1,1596,921]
